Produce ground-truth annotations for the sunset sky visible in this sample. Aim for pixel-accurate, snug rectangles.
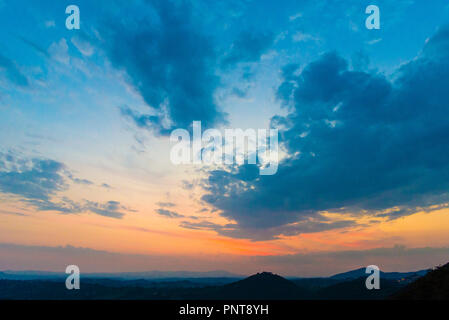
[1,0,449,277]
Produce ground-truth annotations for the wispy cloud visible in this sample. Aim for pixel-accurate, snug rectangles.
[289,12,303,21]
[155,208,184,219]
[0,53,28,87]
[156,202,176,208]
[44,20,55,28]
[367,38,382,45]
[0,153,131,219]
[292,31,320,43]
[0,210,28,217]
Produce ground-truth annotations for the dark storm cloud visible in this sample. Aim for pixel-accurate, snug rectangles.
[101,0,226,135]
[97,0,277,135]
[201,25,449,239]
[221,31,275,68]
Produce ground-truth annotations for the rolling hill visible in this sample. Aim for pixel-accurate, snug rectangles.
[0,265,441,300]
[392,262,449,300]
[330,267,428,280]
[205,272,310,300]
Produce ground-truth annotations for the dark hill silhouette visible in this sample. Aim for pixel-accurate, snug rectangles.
[204,272,310,300]
[0,270,242,280]
[0,273,310,300]
[317,277,404,300]
[0,279,161,300]
[392,262,449,300]
[0,267,436,300]
[291,277,342,291]
[331,267,428,280]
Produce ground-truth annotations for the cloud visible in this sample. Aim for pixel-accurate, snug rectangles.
[200,25,449,239]
[45,20,56,28]
[292,31,320,43]
[221,31,275,67]
[180,220,228,231]
[0,157,67,201]
[99,1,277,135]
[180,218,357,241]
[0,242,246,274]
[100,0,226,135]
[66,172,94,186]
[181,180,194,190]
[71,35,94,56]
[154,199,182,218]
[48,39,70,65]
[26,198,83,214]
[26,198,129,219]
[16,35,50,58]
[0,153,129,219]
[255,245,449,276]
[289,12,303,21]
[231,87,249,98]
[0,210,28,217]
[0,53,28,87]
[366,38,382,45]
[156,202,176,208]
[85,200,127,219]
[1,242,448,277]
[155,208,184,219]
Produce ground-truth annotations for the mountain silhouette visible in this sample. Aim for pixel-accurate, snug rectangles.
[392,262,449,300]
[331,267,428,280]
[204,272,310,300]
[317,277,404,300]
[1,266,441,300]
[0,270,242,280]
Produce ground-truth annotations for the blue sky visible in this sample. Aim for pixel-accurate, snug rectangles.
[2,0,449,274]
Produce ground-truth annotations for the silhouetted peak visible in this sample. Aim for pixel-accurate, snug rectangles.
[227,272,298,291]
[393,262,449,300]
[253,272,277,278]
[215,271,305,299]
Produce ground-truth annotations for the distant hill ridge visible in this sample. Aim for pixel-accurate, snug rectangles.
[330,267,429,280]
[0,267,430,281]
[392,262,449,300]
[0,270,243,280]
[0,265,445,300]
[203,272,310,300]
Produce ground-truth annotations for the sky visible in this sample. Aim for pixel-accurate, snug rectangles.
[1,0,449,277]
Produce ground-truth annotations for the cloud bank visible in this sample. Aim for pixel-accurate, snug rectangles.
[0,152,130,219]
[1,243,448,277]
[200,25,449,240]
